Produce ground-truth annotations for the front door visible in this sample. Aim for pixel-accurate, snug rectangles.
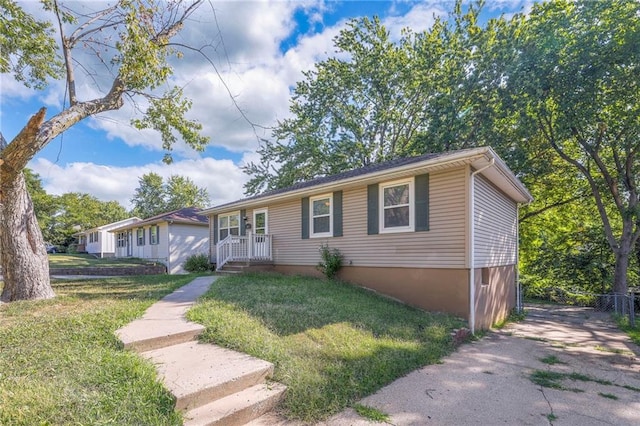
[253,209,268,258]
[126,230,133,257]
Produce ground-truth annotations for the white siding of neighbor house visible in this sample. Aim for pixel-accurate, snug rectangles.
[127,223,169,262]
[474,175,518,267]
[168,223,209,274]
[220,167,468,269]
[83,218,140,257]
[86,230,113,256]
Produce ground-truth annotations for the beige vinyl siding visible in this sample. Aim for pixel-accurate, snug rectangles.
[266,167,468,268]
[474,175,518,267]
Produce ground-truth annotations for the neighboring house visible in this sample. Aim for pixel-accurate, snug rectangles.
[75,217,142,257]
[201,147,533,331]
[110,207,209,274]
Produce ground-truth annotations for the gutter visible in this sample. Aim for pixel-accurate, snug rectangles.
[202,148,496,215]
[469,157,495,334]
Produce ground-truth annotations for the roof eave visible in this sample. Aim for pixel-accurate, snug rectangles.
[202,147,495,215]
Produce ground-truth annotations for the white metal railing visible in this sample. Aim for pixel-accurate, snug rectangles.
[216,233,272,270]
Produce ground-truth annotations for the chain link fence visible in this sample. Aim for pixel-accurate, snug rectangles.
[519,285,639,327]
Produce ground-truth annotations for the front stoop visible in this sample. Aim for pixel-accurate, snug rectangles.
[217,261,274,275]
[115,277,286,425]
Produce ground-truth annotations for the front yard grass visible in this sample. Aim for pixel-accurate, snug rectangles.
[0,275,196,426]
[187,272,465,423]
[48,253,157,268]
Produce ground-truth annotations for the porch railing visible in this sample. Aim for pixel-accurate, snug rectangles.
[216,233,272,270]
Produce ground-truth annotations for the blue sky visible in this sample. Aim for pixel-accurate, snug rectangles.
[0,0,531,209]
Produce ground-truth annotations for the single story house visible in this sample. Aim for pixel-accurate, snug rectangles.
[74,217,141,257]
[110,207,209,274]
[202,147,532,331]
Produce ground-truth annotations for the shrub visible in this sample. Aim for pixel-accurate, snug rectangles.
[317,243,343,279]
[183,253,211,273]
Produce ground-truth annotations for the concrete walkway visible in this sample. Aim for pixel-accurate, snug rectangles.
[116,276,286,425]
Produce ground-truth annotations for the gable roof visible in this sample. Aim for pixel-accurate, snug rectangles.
[109,207,208,232]
[202,147,533,215]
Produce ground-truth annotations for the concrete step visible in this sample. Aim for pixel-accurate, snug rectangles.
[184,382,287,426]
[117,320,205,352]
[217,269,242,275]
[142,341,275,411]
[221,265,247,272]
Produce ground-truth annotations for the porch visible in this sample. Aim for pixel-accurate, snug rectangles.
[214,234,273,271]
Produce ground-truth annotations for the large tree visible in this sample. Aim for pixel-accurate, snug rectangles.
[130,172,166,219]
[243,2,527,195]
[0,0,208,302]
[130,172,209,218]
[48,193,129,247]
[23,168,58,243]
[505,0,640,294]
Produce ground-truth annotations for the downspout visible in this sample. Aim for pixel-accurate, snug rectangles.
[516,206,521,313]
[469,157,495,334]
[167,221,172,274]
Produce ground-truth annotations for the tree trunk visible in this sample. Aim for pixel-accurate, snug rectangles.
[0,171,54,302]
[612,250,630,295]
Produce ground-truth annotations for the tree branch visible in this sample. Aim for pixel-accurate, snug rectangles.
[519,193,588,223]
[53,0,77,106]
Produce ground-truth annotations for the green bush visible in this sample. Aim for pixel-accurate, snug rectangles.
[183,253,211,273]
[317,243,343,279]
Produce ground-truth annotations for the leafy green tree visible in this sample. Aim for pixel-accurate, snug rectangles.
[47,193,128,246]
[164,175,209,211]
[244,16,424,193]
[0,0,208,302]
[243,2,525,194]
[505,0,640,294]
[130,172,165,219]
[131,173,209,218]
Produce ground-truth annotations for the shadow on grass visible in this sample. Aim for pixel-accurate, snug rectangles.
[51,275,196,302]
[197,272,462,339]
[190,272,464,422]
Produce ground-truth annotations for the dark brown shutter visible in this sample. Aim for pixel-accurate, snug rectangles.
[301,197,309,239]
[367,184,379,235]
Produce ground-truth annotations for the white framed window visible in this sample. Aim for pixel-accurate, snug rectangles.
[116,232,127,248]
[219,211,240,240]
[149,225,159,245]
[379,178,414,233]
[136,228,145,246]
[253,209,268,235]
[310,194,332,237]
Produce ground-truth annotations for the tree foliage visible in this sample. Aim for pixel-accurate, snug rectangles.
[49,193,129,246]
[0,0,62,88]
[0,0,208,302]
[131,172,209,218]
[505,0,640,293]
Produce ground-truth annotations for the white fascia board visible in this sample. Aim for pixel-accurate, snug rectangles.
[202,147,496,215]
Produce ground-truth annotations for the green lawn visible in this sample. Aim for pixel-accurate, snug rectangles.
[0,275,196,426]
[48,253,156,268]
[187,272,465,422]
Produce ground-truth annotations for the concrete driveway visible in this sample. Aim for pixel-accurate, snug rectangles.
[322,304,640,426]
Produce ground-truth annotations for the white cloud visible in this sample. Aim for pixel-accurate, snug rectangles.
[384,2,446,39]
[29,156,248,210]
